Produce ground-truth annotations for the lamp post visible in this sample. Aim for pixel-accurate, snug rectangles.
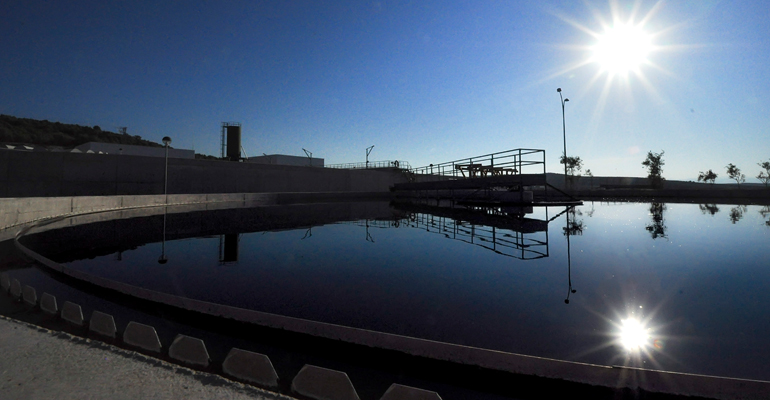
[162,136,171,204]
[366,145,374,169]
[557,88,569,180]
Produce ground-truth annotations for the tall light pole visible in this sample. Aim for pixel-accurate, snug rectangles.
[557,88,569,180]
[162,136,171,204]
[366,145,374,169]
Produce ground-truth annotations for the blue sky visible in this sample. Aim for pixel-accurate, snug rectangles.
[1,0,768,180]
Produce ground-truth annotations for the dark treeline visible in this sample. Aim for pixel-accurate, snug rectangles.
[0,114,163,148]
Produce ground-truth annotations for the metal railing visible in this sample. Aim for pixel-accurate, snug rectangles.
[407,213,549,260]
[325,160,411,170]
[410,148,545,178]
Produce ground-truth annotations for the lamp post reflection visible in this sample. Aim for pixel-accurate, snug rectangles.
[158,209,168,264]
[162,136,171,205]
[563,206,583,304]
[365,219,374,243]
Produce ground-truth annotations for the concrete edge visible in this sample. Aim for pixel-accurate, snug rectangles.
[0,314,296,400]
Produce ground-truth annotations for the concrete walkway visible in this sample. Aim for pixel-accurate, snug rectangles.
[0,316,295,400]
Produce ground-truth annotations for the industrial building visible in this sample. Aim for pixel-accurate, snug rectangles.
[246,154,324,167]
[75,142,195,159]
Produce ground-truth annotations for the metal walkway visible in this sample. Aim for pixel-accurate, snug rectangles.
[396,148,546,191]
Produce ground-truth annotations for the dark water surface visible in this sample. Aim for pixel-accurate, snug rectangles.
[17,201,770,381]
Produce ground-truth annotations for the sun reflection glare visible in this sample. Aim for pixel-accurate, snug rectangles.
[619,318,649,350]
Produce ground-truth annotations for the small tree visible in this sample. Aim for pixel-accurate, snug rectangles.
[697,169,718,184]
[726,163,745,185]
[757,160,770,187]
[560,155,583,177]
[585,169,594,188]
[642,150,665,188]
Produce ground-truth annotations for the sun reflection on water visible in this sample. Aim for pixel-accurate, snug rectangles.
[619,317,649,350]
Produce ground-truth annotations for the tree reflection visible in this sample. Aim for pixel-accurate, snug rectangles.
[729,205,747,224]
[563,207,584,237]
[698,204,720,215]
[760,206,770,227]
[645,202,667,240]
[584,201,596,218]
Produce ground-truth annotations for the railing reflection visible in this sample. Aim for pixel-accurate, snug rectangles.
[345,202,552,260]
[407,213,549,260]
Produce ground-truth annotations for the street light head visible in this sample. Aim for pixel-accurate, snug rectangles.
[557,88,562,92]
[565,98,569,102]
[162,136,172,146]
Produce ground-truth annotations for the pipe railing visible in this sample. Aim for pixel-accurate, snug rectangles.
[410,148,546,179]
[408,213,548,260]
[325,160,411,170]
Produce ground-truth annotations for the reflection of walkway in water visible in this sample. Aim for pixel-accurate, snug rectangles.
[406,213,549,260]
[340,214,550,260]
[385,202,553,260]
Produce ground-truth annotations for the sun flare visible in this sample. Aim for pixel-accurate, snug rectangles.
[591,23,652,74]
[619,318,649,350]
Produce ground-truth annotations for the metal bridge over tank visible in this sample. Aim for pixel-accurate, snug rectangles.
[393,148,551,199]
[394,148,580,205]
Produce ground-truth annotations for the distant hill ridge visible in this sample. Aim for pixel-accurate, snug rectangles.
[0,114,164,148]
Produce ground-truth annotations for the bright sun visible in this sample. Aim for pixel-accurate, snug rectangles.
[591,23,652,75]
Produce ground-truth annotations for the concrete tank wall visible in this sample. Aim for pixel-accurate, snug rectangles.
[0,149,408,198]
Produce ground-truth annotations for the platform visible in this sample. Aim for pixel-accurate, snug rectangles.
[393,173,547,192]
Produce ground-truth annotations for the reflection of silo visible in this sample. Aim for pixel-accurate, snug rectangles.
[222,234,239,263]
[226,125,241,161]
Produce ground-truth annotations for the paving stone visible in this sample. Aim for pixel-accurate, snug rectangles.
[22,285,37,306]
[0,273,9,292]
[168,334,209,367]
[40,293,58,314]
[61,301,84,326]
[10,279,22,298]
[291,365,360,400]
[222,348,279,388]
[89,311,117,338]
[123,321,162,353]
[380,384,443,400]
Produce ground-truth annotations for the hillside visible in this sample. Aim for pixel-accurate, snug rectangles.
[0,114,163,148]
